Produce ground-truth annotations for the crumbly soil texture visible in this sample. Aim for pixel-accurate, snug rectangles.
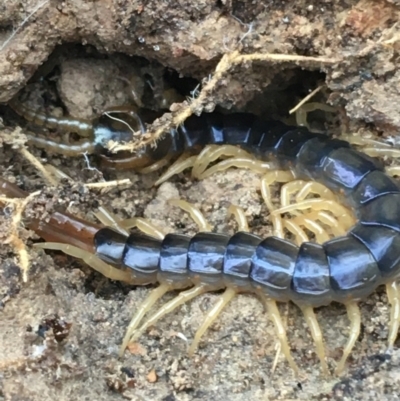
[2,1,400,400]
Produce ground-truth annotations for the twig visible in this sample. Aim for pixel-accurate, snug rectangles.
[84,178,131,189]
[19,147,58,186]
[2,191,40,282]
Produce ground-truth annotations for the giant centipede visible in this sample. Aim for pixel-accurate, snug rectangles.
[3,100,400,377]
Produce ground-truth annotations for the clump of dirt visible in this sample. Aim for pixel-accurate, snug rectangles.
[2,1,400,400]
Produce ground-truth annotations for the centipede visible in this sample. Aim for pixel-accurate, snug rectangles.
[3,97,400,377]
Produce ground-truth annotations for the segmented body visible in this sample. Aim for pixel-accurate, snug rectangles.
[89,112,400,304]
[4,102,400,376]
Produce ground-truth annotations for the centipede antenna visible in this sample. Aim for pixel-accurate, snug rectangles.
[130,284,211,343]
[386,281,400,350]
[188,287,237,356]
[335,301,361,375]
[300,305,329,376]
[119,283,173,356]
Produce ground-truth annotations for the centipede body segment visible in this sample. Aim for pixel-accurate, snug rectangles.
[3,100,400,377]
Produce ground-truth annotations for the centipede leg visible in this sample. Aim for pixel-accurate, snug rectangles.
[129,284,213,343]
[280,180,307,207]
[259,295,298,374]
[120,217,165,239]
[119,283,174,356]
[154,154,198,186]
[292,216,330,243]
[95,207,130,236]
[340,135,400,159]
[387,166,400,177]
[95,206,166,239]
[199,157,273,179]
[386,281,400,350]
[300,305,329,375]
[272,199,354,225]
[335,301,361,375]
[138,153,174,174]
[261,170,294,211]
[34,242,134,283]
[261,170,294,238]
[193,145,257,178]
[168,199,212,232]
[283,220,309,246]
[305,211,347,237]
[294,181,336,203]
[227,204,249,232]
[188,287,237,356]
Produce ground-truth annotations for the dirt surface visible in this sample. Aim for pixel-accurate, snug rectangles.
[2,1,400,400]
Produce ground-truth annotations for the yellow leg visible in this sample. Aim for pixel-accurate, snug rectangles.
[292,215,330,243]
[305,211,347,237]
[261,170,294,211]
[340,135,400,158]
[94,207,130,236]
[154,154,198,186]
[188,287,237,356]
[283,219,309,245]
[295,181,336,203]
[34,242,135,283]
[119,283,173,356]
[129,284,212,343]
[95,206,166,239]
[335,301,361,375]
[199,157,273,179]
[271,214,285,239]
[119,217,165,240]
[168,199,212,232]
[295,102,336,128]
[227,204,249,232]
[191,145,219,178]
[340,134,389,148]
[386,281,400,350]
[300,305,329,375]
[259,294,298,374]
[272,199,352,220]
[138,153,174,174]
[387,166,400,177]
[280,180,307,207]
[192,145,252,179]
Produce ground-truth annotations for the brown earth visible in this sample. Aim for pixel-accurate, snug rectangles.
[1,1,400,400]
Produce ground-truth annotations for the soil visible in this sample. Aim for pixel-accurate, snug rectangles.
[1,1,400,400]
